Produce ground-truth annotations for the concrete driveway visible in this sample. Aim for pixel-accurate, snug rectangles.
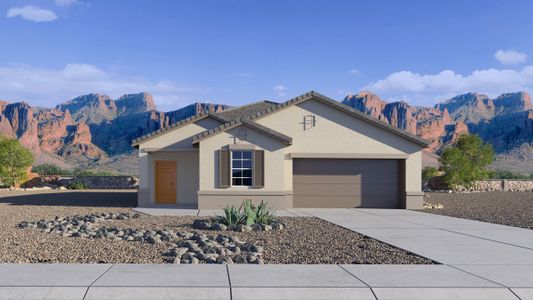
[298,208,533,299]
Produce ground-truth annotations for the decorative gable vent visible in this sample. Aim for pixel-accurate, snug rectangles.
[303,115,316,130]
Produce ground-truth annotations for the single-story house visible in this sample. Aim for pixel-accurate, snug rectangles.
[132,91,429,209]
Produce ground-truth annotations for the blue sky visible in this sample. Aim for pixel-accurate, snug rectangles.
[1,0,533,111]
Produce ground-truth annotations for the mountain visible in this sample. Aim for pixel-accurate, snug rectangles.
[343,91,533,172]
[0,92,230,174]
[3,90,533,174]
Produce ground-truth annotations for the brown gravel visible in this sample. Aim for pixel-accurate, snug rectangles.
[422,191,533,230]
[0,190,433,264]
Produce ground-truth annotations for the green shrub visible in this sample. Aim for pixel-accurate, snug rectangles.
[32,164,66,175]
[489,169,533,180]
[422,166,439,182]
[72,168,115,176]
[0,136,34,187]
[32,164,117,176]
[66,181,87,190]
[439,134,494,188]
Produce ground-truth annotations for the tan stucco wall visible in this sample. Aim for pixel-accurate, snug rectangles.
[137,117,221,207]
[198,127,288,191]
[253,99,424,207]
[148,152,199,208]
[255,100,423,197]
[140,117,222,149]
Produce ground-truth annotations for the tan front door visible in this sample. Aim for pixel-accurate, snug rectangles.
[155,160,177,204]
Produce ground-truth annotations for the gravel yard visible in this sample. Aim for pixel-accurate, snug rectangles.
[423,191,533,229]
[0,191,432,264]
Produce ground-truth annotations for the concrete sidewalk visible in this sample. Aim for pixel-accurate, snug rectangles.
[0,264,524,300]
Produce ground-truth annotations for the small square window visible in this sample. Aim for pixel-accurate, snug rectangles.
[242,169,252,177]
[242,160,252,168]
[232,160,242,168]
[242,178,252,186]
[243,151,252,159]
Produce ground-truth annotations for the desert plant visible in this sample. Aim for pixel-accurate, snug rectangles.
[439,134,494,188]
[254,201,275,225]
[422,166,439,182]
[0,136,34,187]
[217,200,276,226]
[489,169,533,180]
[242,200,257,226]
[32,164,67,176]
[66,181,88,190]
[217,204,245,226]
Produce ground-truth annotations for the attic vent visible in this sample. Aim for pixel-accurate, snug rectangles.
[303,115,316,130]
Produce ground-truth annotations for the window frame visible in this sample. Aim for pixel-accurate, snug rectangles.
[230,150,254,187]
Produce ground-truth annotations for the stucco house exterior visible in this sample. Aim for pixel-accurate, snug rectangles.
[132,91,429,209]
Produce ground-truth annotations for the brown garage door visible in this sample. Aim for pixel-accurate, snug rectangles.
[293,159,401,208]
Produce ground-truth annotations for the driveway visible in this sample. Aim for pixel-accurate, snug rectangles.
[298,208,533,299]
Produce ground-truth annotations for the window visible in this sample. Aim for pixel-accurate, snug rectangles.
[231,150,253,186]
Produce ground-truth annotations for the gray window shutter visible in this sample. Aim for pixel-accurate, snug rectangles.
[253,150,264,188]
[219,149,230,188]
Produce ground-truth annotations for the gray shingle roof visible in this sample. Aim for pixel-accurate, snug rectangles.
[213,100,278,121]
[132,91,430,148]
[131,113,210,147]
[191,118,292,145]
[192,91,430,147]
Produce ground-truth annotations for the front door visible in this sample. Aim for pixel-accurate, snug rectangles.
[155,160,177,204]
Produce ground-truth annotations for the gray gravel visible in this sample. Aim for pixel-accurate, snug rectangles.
[1,191,433,264]
[422,191,533,229]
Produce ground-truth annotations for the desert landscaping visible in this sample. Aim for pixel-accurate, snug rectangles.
[0,191,432,265]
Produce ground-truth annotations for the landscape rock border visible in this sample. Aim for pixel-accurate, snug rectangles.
[192,219,285,232]
[18,213,264,264]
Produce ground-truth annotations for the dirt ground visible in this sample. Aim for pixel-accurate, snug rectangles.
[423,191,533,229]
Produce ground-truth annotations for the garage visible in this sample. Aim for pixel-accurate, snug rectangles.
[293,159,403,208]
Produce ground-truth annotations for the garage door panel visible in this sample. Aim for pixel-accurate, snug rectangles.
[293,176,398,185]
[293,159,401,208]
[293,183,399,196]
[293,196,397,208]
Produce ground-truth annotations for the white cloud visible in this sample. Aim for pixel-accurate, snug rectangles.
[273,84,287,97]
[349,69,360,76]
[494,49,527,65]
[362,66,533,105]
[54,0,80,7]
[0,63,207,111]
[6,5,57,22]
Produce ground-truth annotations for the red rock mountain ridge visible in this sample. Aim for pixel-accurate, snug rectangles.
[342,91,533,153]
[2,90,533,174]
[0,93,229,173]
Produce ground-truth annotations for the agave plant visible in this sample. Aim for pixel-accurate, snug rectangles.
[217,200,276,226]
[254,201,275,225]
[217,204,245,226]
